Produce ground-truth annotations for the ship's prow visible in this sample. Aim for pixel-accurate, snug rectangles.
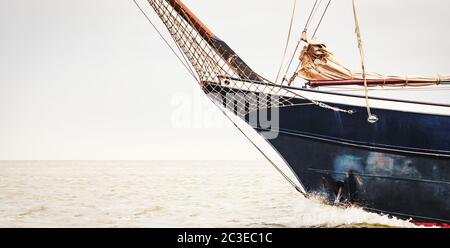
[142,0,450,224]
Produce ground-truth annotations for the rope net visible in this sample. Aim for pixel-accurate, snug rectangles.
[146,0,301,117]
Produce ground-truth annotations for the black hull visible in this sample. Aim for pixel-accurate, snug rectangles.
[204,83,450,224]
[257,100,450,223]
[261,129,450,223]
[147,0,450,224]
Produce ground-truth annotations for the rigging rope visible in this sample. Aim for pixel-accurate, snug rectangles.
[311,0,332,39]
[280,0,321,86]
[281,0,332,86]
[352,0,377,123]
[207,97,308,197]
[275,0,297,84]
[280,41,301,86]
[133,0,198,82]
[303,0,320,32]
[285,0,331,87]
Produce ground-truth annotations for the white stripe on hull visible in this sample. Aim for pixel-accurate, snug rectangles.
[221,79,450,117]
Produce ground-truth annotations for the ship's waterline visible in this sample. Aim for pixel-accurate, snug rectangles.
[0,161,415,227]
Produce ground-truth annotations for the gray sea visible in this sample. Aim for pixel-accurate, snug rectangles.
[0,160,416,228]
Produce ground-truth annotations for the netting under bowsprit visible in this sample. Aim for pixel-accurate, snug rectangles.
[147,0,298,116]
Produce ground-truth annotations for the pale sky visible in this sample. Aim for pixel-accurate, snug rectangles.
[0,0,449,160]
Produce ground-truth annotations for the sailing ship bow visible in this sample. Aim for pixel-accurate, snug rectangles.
[142,0,450,223]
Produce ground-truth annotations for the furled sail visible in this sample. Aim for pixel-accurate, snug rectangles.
[298,43,353,81]
[297,43,450,87]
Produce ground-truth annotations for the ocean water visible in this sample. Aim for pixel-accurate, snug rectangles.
[0,160,416,228]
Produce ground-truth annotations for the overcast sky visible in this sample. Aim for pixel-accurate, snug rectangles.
[0,0,449,160]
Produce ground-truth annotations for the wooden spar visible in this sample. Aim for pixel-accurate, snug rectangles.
[309,79,449,88]
[165,0,215,41]
[164,0,262,81]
